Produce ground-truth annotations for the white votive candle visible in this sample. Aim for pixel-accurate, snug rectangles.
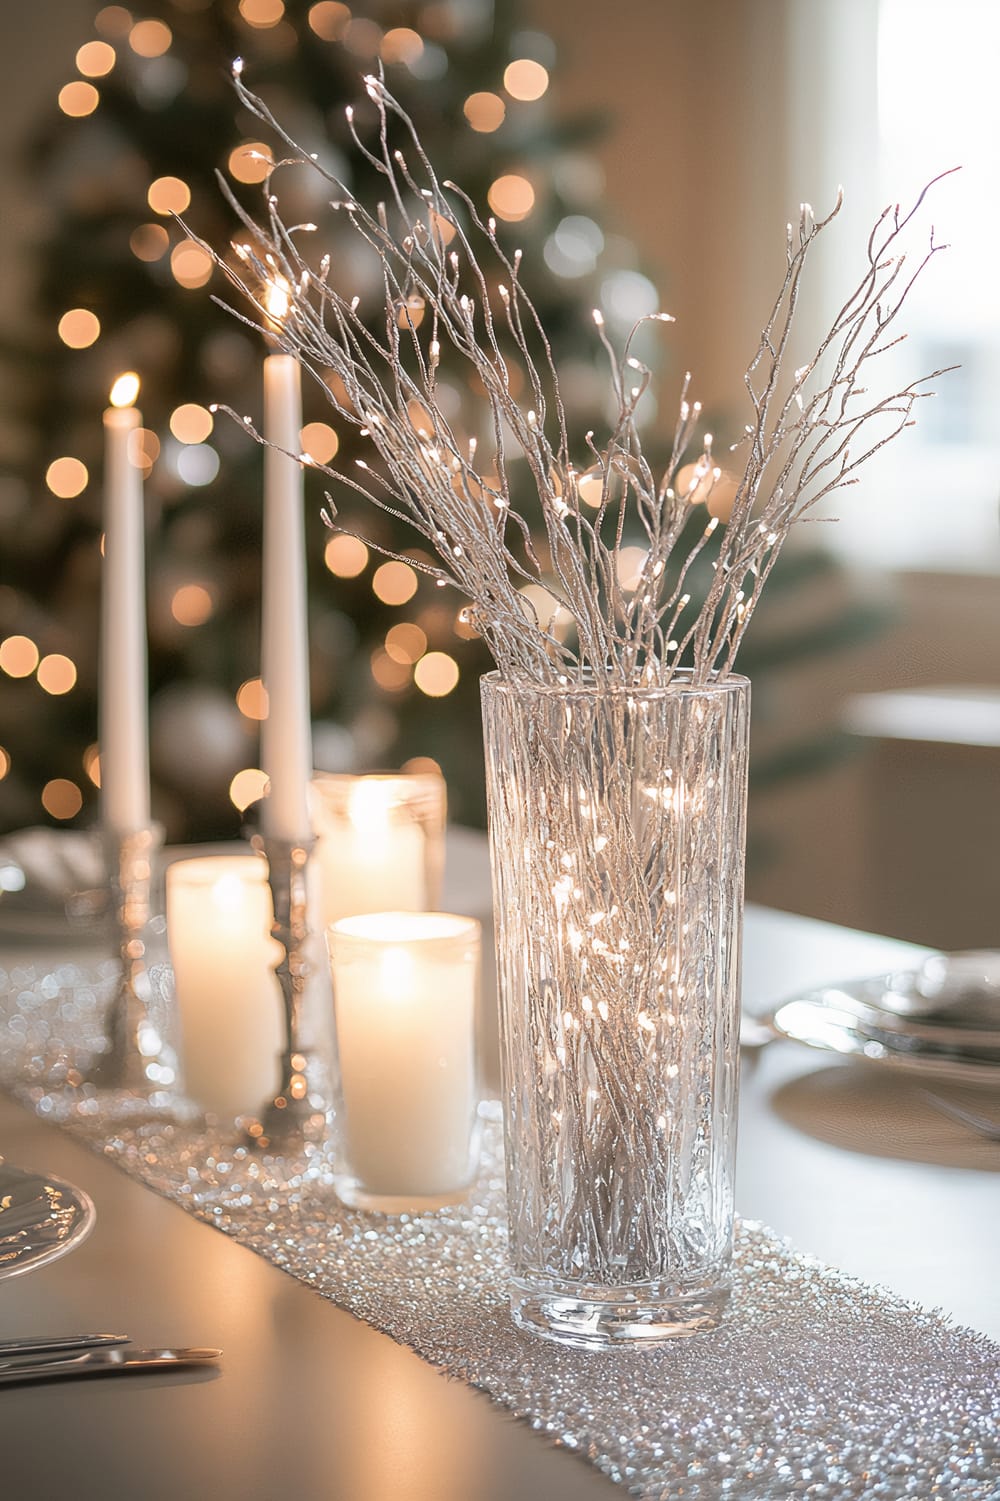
[166,855,284,1120]
[327,911,481,1210]
[312,772,446,926]
[100,372,150,835]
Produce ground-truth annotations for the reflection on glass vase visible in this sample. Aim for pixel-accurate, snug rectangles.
[481,671,750,1348]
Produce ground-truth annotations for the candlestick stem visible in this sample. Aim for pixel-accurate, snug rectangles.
[89,825,169,1100]
[245,834,329,1156]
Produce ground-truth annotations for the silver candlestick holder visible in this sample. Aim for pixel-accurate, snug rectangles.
[88,823,173,1104]
[243,833,330,1159]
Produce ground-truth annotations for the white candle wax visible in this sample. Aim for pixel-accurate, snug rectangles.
[328,912,480,1206]
[166,855,284,1120]
[312,773,444,926]
[100,379,150,834]
[260,353,312,842]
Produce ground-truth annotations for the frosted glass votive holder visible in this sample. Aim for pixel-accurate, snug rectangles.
[326,911,481,1213]
[166,854,283,1120]
[310,771,446,927]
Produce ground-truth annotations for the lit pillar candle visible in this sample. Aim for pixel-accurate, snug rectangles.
[311,772,445,926]
[166,855,284,1119]
[327,912,481,1209]
[260,352,312,842]
[100,372,150,834]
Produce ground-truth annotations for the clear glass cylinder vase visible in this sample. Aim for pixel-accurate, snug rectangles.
[480,671,750,1348]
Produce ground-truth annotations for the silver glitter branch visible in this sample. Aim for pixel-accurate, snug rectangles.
[199,64,951,687]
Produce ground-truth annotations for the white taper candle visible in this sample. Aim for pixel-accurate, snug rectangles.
[260,353,312,842]
[100,373,151,835]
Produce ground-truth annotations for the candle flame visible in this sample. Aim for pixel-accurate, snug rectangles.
[264,276,291,325]
[109,372,140,408]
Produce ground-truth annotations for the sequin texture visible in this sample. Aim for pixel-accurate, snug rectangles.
[2,961,999,1500]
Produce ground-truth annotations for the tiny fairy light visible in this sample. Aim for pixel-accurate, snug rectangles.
[201,66,952,694]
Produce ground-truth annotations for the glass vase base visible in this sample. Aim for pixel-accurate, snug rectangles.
[510,1281,730,1349]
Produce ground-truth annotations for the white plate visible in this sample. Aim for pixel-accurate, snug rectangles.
[0,1162,97,1281]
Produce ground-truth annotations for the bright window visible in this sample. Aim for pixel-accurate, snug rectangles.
[802,0,1000,572]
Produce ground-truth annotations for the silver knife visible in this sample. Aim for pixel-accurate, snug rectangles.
[0,1334,129,1357]
[0,1346,222,1384]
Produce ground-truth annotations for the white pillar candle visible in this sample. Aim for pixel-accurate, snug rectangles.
[260,352,312,842]
[100,372,150,835]
[166,855,284,1120]
[312,772,445,926]
[327,911,480,1209]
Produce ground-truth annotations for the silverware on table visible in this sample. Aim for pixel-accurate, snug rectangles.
[0,1346,222,1384]
[0,1333,129,1357]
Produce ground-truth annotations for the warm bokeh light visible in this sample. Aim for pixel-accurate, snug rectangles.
[59,81,100,117]
[109,371,140,407]
[236,677,269,720]
[238,0,285,27]
[414,650,459,697]
[58,308,101,349]
[519,583,571,642]
[230,766,268,812]
[401,755,442,777]
[503,59,549,101]
[308,1,350,40]
[170,403,214,444]
[76,40,116,76]
[487,174,535,222]
[129,18,172,56]
[463,92,506,132]
[0,636,39,678]
[148,175,191,215]
[128,428,160,471]
[46,457,89,499]
[407,399,434,434]
[370,648,411,692]
[83,743,101,788]
[300,422,339,464]
[381,27,423,64]
[129,222,170,262]
[37,654,78,695]
[228,141,273,184]
[577,470,605,509]
[42,778,83,820]
[616,546,649,593]
[384,622,427,664]
[171,241,214,289]
[453,605,479,640]
[372,560,418,606]
[396,294,425,330]
[95,6,133,38]
[0,747,9,781]
[171,584,215,626]
[324,534,369,578]
[429,209,457,246]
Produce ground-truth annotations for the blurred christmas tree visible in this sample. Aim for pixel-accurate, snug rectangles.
[0,0,887,843]
[0,0,651,837]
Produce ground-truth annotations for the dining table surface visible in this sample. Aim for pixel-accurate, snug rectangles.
[1,830,997,1500]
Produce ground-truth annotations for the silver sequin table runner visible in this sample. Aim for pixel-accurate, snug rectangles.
[3,961,999,1500]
